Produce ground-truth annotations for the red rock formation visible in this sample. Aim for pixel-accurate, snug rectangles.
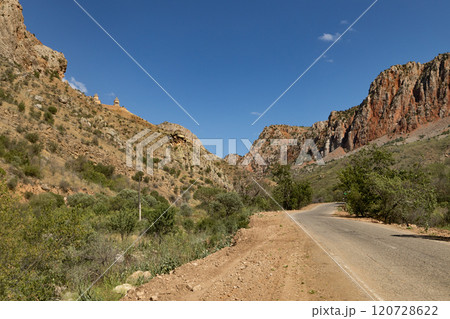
[249,53,449,170]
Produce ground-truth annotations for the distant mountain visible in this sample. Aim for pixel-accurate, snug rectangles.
[245,53,450,172]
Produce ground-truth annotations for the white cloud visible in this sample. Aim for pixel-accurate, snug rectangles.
[251,111,261,116]
[340,20,348,25]
[63,76,88,93]
[106,92,116,97]
[318,33,341,42]
[322,54,334,63]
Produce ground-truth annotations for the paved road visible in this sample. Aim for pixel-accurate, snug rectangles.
[292,203,450,300]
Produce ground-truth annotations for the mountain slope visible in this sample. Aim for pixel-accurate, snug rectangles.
[0,0,236,200]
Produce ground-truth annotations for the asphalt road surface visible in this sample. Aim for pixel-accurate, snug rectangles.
[292,203,450,301]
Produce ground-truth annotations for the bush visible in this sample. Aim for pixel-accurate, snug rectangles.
[180,204,193,217]
[18,102,25,112]
[150,190,169,205]
[47,106,57,115]
[67,193,95,209]
[44,111,54,125]
[28,192,65,213]
[193,187,224,202]
[182,219,194,232]
[23,164,41,178]
[215,192,243,216]
[66,157,117,189]
[7,177,18,190]
[25,133,39,144]
[0,167,5,178]
[24,191,33,200]
[145,203,176,236]
[110,189,138,211]
[29,108,41,121]
[59,180,70,192]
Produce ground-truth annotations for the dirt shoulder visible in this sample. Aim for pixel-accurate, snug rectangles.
[333,209,450,240]
[122,206,369,301]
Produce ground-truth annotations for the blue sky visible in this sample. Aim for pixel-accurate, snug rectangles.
[21,0,449,155]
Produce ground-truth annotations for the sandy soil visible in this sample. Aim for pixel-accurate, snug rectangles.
[122,206,369,301]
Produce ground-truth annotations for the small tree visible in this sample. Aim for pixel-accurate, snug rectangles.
[271,164,311,210]
[109,208,137,241]
[146,203,175,237]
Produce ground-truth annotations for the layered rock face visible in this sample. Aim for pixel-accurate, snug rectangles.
[338,53,449,152]
[249,53,449,170]
[0,0,67,77]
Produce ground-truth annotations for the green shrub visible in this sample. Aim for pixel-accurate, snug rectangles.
[59,180,70,192]
[29,108,41,121]
[47,106,57,115]
[28,192,65,213]
[56,125,65,134]
[7,177,18,190]
[0,167,5,178]
[150,190,169,205]
[23,164,41,178]
[65,157,117,189]
[180,204,193,217]
[24,191,33,200]
[92,193,111,215]
[18,102,25,112]
[145,203,176,236]
[215,192,244,216]
[182,219,194,232]
[67,193,95,209]
[47,141,58,153]
[44,111,54,125]
[25,133,39,144]
[193,187,224,202]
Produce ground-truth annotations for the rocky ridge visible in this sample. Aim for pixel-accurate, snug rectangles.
[0,0,67,78]
[246,53,450,171]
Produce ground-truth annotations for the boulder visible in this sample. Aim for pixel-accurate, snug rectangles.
[113,284,134,295]
[34,95,43,102]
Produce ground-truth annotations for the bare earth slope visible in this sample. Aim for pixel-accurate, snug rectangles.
[123,206,369,301]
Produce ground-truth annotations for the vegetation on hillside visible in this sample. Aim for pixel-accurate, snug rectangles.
[0,170,256,300]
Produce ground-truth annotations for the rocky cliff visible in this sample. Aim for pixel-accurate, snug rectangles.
[247,53,449,171]
[0,0,67,78]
